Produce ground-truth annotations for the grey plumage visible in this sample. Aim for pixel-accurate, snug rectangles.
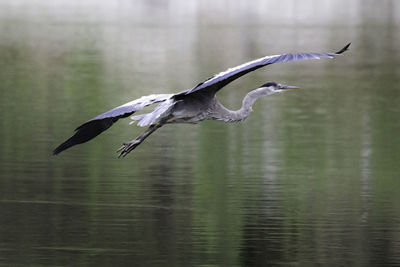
[53,43,350,157]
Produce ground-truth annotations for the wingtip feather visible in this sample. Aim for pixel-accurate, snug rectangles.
[335,43,351,54]
[53,139,73,155]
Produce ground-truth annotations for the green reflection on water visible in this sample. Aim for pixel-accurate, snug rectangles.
[1,1,400,266]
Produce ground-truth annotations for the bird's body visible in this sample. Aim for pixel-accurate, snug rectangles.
[54,43,350,157]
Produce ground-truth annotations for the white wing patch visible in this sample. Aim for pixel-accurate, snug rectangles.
[206,54,280,84]
[89,93,173,122]
[133,98,176,127]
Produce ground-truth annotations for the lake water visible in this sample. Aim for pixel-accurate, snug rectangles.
[0,1,400,266]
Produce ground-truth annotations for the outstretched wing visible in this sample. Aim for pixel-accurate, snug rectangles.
[175,43,350,97]
[53,93,173,155]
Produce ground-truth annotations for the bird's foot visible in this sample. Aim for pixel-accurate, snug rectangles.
[116,139,141,158]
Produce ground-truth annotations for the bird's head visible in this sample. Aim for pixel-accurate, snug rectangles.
[258,81,299,96]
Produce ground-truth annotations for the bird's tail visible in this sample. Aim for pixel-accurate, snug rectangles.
[129,114,147,125]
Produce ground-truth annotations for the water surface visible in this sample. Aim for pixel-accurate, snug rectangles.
[0,1,400,266]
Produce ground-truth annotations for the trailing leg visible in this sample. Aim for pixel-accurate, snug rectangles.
[117,124,162,158]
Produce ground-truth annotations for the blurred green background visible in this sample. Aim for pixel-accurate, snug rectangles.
[0,0,399,266]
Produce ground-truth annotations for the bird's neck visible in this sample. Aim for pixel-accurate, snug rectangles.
[213,89,264,122]
[239,89,262,116]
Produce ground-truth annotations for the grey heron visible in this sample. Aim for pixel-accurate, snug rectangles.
[53,43,350,157]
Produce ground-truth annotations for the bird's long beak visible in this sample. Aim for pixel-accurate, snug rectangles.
[280,84,300,90]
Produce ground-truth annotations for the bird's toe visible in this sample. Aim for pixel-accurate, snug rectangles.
[117,140,141,158]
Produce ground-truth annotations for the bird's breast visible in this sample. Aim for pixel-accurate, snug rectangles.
[168,98,212,124]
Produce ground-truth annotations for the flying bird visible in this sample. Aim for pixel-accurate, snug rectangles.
[53,43,350,158]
